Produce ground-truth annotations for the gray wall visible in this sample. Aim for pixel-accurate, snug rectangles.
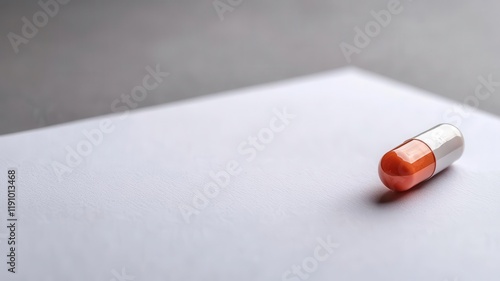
[1,0,500,135]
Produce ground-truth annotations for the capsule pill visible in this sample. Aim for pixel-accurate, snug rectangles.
[378,124,464,191]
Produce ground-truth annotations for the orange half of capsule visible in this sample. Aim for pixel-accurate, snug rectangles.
[378,139,436,192]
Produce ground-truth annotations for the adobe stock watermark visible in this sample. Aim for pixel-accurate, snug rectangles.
[178,107,295,223]
[213,0,244,21]
[339,0,406,63]
[51,64,169,182]
[109,268,135,281]
[443,74,499,126]
[7,0,71,54]
[281,236,339,281]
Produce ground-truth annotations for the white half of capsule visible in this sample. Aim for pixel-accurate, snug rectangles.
[413,123,465,175]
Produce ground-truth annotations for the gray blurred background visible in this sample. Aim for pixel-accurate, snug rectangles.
[1,0,500,135]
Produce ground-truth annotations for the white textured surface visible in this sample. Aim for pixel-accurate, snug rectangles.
[1,68,500,281]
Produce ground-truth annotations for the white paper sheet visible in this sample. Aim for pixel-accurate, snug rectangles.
[1,68,500,281]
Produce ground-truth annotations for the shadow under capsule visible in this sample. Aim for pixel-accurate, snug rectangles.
[371,166,455,205]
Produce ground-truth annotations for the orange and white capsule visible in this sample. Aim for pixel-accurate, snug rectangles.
[378,123,464,192]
